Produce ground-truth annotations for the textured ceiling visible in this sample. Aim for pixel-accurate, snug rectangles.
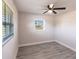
[14,0,76,15]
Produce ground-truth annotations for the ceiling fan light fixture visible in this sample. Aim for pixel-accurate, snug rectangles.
[43,3,66,14]
[49,4,54,8]
[48,10,52,13]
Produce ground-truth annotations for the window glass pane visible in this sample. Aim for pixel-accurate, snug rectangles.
[9,10,13,34]
[2,1,6,38]
[6,25,10,36]
[6,5,10,23]
[2,25,6,37]
[2,1,14,43]
[35,20,43,30]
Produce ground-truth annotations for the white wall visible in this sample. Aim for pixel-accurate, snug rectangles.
[18,10,76,51]
[18,13,54,46]
[18,11,76,51]
[2,0,18,59]
[54,10,76,51]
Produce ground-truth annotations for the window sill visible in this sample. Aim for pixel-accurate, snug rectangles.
[2,34,14,47]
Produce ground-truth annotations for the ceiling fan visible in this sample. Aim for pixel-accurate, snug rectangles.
[43,4,66,14]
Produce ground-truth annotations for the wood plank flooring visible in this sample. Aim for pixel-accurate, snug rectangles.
[16,42,76,59]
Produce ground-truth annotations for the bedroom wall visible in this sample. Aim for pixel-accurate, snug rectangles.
[18,12,54,46]
[18,11,76,51]
[18,10,76,51]
[54,10,76,51]
[2,0,18,59]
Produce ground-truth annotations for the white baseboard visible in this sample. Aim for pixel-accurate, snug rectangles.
[19,40,55,47]
[15,47,19,59]
[18,40,76,52]
[55,40,76,52]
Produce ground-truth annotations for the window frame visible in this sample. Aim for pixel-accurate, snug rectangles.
[2,1,14,45]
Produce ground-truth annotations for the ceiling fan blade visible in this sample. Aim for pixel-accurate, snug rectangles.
[53,10,57,14]
[43,10,48,14]
[53,7,66,10]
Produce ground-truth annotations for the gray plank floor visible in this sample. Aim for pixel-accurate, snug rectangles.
[16,42,76,59]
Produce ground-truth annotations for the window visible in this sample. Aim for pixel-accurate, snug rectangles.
[2,1,14,43]
[35,18,45,30]
[35,20,43,30]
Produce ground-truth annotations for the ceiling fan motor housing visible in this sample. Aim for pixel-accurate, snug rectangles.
[48,5,52,10]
